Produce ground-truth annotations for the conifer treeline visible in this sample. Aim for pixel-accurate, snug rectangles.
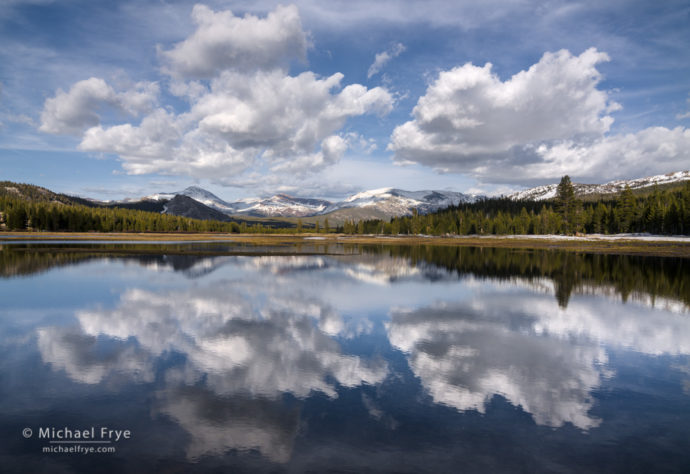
[0,196,280,233]
[341,180,690,236]
[1,178,688,235]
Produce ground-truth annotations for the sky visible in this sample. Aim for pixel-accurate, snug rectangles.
[0,0,689,201]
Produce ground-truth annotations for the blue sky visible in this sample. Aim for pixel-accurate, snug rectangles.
[0,0,688,201]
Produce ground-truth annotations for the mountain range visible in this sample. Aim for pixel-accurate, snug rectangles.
[4,170,687,226]
[126,170,689,222]
[136,186,480,222]
[506,170,690,201]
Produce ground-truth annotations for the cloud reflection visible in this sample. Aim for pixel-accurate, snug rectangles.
[388,280,690,430]
[153,386,300,463]
[37,270,387,462]
[387,303,606,429]
[33,253,690,459]
[37,326,154,385]
[60,282,387,399]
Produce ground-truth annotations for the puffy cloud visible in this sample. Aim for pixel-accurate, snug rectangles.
[367,42,406,78]
[389,48,690,184]
[116,81,161,116]
[159,4,308,79]
[39,77,159,135]
[79,108,257,177]
[520,126,690,184]
[38,5,393,182]
[81,109,180,163]
[270,135,347,174]
[194,71,390,154]
[390,49,615,166]
[79,69,392,179]
[39,78,116,134]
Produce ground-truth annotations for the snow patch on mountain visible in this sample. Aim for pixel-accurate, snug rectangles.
[232,194,331,217]
[508,171,690,201]
[136,186,479,218]
[124,170,688,218]
[335,188,479,216]
[145,186,236,212]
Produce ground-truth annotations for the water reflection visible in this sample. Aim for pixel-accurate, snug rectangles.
[37,326,154,385]
[153,387,300,462]
[388,275,690,429]
[2,243,690,471]
[3,243,687,309]
[41,280,387,399]
[32,259,390,463]
[387,301,607,429]
[369,245,690,309]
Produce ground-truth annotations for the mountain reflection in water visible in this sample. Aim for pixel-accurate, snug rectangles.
[1,242,689,473]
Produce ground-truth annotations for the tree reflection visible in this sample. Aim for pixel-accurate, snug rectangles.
[2,242,687,309]
[365,245,689,308]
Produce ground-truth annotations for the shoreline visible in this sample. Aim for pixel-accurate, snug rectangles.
[1,232,689,258]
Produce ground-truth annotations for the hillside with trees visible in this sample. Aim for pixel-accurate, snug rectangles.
[0,182,275,233]
[1,178,688,236]
[0,181,303,233]
[341,178,690,236]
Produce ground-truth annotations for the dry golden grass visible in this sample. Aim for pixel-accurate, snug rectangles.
[1,232,688,257]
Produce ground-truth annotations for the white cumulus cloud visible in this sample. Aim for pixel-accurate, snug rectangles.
[159,4,309,79]
[79,69,392,178]
[367,42,406,78]
[39,77,159,135]
[40,5,392,184]
[389,48,690,184]
[40,78,115,135]
[523,126,690,183]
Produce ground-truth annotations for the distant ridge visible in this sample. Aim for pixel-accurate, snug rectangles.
[133,187,481,220]
[6,169,687,224]
[507,171,690,201]
[162,195,232,222]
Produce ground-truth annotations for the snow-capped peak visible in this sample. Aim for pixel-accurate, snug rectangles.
[507,170,690,201]
[343,187,395,202]
[143,186,236,212]
[138,185,480,219]
[232,194,331,217]
[334,188,479,216]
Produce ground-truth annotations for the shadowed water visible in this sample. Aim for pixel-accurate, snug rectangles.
[0,242,688,473]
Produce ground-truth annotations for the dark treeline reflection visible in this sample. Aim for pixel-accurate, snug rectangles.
[1,242,687,308]
[0,242,350,279]
[353,244,689,308]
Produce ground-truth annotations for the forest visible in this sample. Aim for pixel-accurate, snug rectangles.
[1,177,688,235]
[0,193,270,233]
[342,178,690,236]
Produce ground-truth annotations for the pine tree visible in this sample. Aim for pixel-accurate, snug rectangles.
[593,202,608,234]
[555,175,582,234]
[616,185,637,233]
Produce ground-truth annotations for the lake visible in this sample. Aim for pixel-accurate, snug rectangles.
[1,241,689,473]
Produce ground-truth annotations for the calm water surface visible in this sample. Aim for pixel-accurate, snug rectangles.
[0,242,689,473]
